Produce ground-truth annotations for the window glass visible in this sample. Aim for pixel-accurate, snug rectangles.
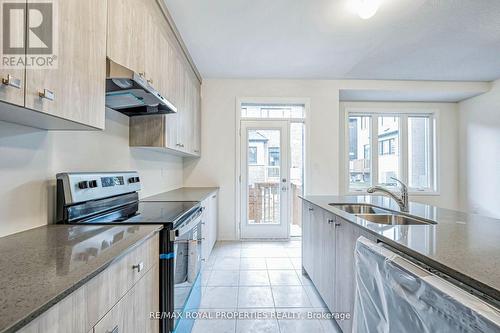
[241,104,305,119]
[378,116,400,186]
[268,147,280,177]
[349,116,371,190]
[248,146,257,164]
[408,116,432,189]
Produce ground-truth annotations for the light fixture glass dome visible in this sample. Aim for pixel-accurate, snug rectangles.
[347,0,381,19]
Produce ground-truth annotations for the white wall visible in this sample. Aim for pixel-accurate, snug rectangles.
[339,102,460,210]
[184,79,463,240]
[0,109,184,237]
[183,79,341,240]
[459,80,500,218]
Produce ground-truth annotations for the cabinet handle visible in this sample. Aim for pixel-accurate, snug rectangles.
[212,195,216,199]
[328,219,335,224]
[1,74,21,89]
[194,150,200,153]
[39,89,55,101]
[107,326,118,333]
[308,208,314,211]
[139,72,146,78]
[334,221,341,227]
[201,237,206,240]
[147,78,153,84]
[132,262,144,273]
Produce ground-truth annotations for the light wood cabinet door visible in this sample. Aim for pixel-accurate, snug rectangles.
[24,0,106,129]
[301,202,313,276]
[192,80,201,155]
[17,287,88,333]
[0,69,24,107]
[209,193,218,251]
[334,218,376,333]
[316,212,336,311]
[107,0,147,76]
[0,0,24,107]
[94,264,159,333]
[144,0,170,98]
[201,192,218,260]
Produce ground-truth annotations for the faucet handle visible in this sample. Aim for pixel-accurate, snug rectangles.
[390,177,407,190]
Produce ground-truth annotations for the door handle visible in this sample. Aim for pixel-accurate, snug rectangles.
[39,89,55,101]
[132,262,144,273]
[2,74,21,89]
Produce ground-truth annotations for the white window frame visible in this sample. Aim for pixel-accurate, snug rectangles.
[343,107,439,196]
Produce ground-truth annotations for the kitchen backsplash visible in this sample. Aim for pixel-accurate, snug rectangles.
[0,109,183,237]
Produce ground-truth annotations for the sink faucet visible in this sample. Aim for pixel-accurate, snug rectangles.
[367,177,409,212]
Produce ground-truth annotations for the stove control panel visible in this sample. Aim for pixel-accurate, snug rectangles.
[57,172,141,205]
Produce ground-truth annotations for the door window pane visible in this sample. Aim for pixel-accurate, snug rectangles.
[349,116,371,190]
[247,130,281,224]
[378,116,400,186]
[408,117,432,189]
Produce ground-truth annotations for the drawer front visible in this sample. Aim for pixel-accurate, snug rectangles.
[17,234,159,333]
[86,234,159,327]
[94,264,159,333]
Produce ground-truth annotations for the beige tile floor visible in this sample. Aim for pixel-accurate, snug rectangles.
[192,240,342,333]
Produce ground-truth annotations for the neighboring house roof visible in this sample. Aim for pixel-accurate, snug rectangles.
[249,131,269,142]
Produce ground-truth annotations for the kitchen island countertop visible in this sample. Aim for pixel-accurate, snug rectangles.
[300,195,500,303]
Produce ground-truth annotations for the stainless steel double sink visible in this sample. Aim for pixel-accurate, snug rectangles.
[329,203,436,225]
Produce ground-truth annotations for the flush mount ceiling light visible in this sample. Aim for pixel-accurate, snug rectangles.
[347,0,381,19]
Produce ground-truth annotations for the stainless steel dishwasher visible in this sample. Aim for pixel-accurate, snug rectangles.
[353,237,500,333]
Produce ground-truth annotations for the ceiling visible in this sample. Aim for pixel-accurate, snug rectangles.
[164,0,500,81]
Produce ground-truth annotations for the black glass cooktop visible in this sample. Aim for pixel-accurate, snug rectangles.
[77,201,200,226]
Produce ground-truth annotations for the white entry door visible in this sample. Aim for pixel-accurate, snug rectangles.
[240,120,290,239]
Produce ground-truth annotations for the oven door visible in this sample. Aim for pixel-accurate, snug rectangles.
[172,209,202,332]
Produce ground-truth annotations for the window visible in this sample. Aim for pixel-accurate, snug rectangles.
[241,103,305,119]
[268,147,280,166]
[348,115,372,190]
[268,147,280,177]
[248,146,257,164]
[378,116,400,186]
[408,116,433,190]
[346,112,436,193]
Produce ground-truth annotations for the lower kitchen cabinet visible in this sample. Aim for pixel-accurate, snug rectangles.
[201,191,218,260]
[301,201,377,332]
[302,202,336,310]
[334,217,376,333]
[94,264,159,333]
[17,234,159,333]
[301,202,314,275]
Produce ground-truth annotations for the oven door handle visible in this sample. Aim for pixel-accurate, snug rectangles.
[171,210,203,241]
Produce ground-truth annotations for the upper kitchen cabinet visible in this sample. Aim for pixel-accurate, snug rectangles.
[126,0,202,157]
[107,0,147,79]
[0,0,107,130]
[24,0,107,129]
[0,2,25,108]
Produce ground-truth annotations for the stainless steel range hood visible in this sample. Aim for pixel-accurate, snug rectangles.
[105,59,177,116]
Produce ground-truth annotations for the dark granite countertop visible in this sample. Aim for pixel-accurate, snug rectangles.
[0,224,162,333]
[142,187,219,202]
[300,195,500,302]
